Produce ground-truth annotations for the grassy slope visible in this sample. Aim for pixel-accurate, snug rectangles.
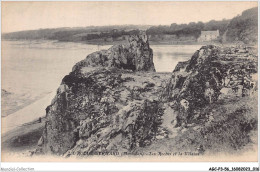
[134,93,258,155]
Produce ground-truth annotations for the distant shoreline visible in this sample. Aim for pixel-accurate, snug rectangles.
[4,38,256,48]
[2,38,225,46]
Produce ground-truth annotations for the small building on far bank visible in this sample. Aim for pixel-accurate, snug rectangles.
[197,30,220,42]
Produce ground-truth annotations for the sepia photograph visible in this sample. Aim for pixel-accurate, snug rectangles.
[1,1,258,165]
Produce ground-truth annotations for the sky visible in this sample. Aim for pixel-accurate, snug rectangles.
[1,1,258,33]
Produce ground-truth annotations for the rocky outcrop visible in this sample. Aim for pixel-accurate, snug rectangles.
[38,67,170,155]
[36,38,257,156]
[37,33,164,156]
[161,45,257,126]
[72,33,155,72]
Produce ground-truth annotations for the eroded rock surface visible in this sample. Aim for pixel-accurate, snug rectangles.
[37,41,258,157]
[40,68,170,155]
[161,45,257,126]
[37,33,169,156]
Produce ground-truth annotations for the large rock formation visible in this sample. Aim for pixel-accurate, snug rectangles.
[36,37,257,157]
[39,68,170,155]
[37,33,163,156]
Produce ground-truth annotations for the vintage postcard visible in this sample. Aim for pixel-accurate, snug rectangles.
[1,1,258,163]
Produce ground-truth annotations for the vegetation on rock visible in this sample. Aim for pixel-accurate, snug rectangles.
[35,32,258,157]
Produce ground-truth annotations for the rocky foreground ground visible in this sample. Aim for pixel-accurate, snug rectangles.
[2,33,258,160]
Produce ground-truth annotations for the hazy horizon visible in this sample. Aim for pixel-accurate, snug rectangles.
[2,1,258,33]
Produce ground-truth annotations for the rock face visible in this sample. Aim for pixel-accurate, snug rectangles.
[39,68,170,155]
[72,33,155,72]
[161,45,257,126]
[37,38,257,156]
[38,33,164,156]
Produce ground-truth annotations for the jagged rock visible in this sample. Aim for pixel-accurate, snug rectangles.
[38,40,257,157]
[39,33,159,155]
[40,65,170,155]
[162,45,258,126]
[72,32,155,73]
